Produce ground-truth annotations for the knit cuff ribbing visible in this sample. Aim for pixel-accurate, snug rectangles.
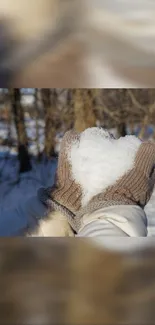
[37,187,80,233]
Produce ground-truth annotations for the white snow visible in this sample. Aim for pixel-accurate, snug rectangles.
[0,156,57,211]
[69,127,141,207]
[0,109,59,217]
[21,95,35,106]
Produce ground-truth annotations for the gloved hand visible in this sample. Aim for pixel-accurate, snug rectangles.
[38,129,82,232]
[38,128,116,233]
[38,127,155,234]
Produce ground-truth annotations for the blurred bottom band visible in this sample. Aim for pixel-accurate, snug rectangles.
[0,238,154,325]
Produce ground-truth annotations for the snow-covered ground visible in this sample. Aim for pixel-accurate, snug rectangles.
[0,112,61,226]
[0,155,57,211]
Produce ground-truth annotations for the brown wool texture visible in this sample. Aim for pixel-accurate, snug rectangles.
[49,130,82,213]
[40,130,155,232]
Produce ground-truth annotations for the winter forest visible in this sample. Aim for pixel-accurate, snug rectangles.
[0,88,155,236]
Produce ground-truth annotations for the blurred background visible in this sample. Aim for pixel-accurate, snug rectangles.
[0,88,155,235]
[1,0,155,87]
[0,238,154,325]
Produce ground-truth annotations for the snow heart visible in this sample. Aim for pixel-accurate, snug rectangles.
[68,127,142,207]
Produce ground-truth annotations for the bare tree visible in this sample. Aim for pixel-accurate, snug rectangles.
[73,89,96,132]
[34,89,41,160]
[10,88,31,173]
[41,88,58,157]
[94,89,155,137]
[1,88,155,166]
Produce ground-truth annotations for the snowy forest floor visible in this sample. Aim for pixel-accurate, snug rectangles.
[0,155,57,214]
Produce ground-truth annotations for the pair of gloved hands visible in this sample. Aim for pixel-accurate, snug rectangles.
[38,127,155,235]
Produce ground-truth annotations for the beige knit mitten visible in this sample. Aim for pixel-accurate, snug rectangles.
[96,141,155,208]
[50,130,82,214]
[38,130,83,233]
[77,144,155,225]
[39,128,155,233]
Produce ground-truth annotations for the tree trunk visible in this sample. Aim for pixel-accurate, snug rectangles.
[117,123,127,137]
[73,89,96,132]
[34,89,41,160]
[138,115,149,140]
[11,88,31,173]
[41,89,57,158]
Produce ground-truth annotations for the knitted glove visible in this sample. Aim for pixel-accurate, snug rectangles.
[96,141,155,207]
[38,130,83,232]
[77,140,155,217]
[38,128,155,233]
[50,130,82,213]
